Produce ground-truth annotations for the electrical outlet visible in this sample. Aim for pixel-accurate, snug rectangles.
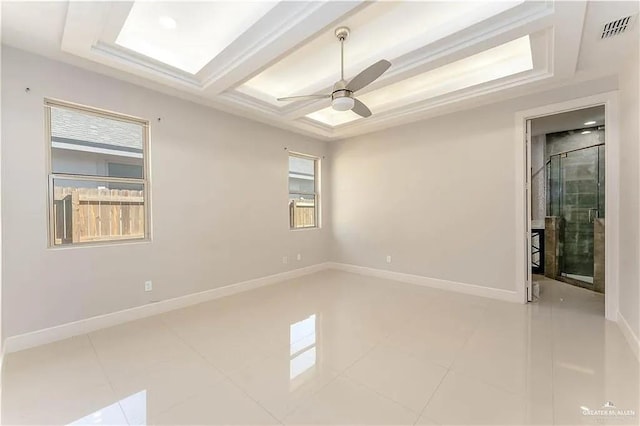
[386,255,392,264]
[282,256,288,264]
[297,253,302,261]
[144,281,153,292]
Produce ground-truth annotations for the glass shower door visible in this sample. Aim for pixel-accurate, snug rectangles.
[558,145,603,285]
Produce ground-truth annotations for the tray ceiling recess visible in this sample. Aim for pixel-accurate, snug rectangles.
[54,0,586,140]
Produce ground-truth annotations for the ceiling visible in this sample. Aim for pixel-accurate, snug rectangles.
[531,105,605,136]
[1,1,638,141]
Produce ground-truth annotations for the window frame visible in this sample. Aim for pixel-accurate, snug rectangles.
[45,99,151,248]
[106,161,145,179]
[288,152,320,230]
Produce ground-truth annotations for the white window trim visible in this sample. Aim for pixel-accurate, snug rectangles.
[288,152,320,230]
[45,99,151,248]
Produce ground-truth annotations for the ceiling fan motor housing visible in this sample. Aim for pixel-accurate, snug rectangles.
[332,89,355,111]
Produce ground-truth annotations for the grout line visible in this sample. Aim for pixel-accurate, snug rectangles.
[281,331,390,417]
[256,298,424,422]
[279,367,343,422]
[334,291,494,425]
[157,313,227,376]
[447,303,490,369]
[86,333,133,425]
[410,306,489,425]
[342,366,424,418]
[157,311,285,425]
[412,368,450,426]
[265,288,425,422]
[87,323,204,425]
[86,333,114,388]
[89,316,242,423]
[224,372,285,426]
[336,327,450,423]
[337,370,424,421]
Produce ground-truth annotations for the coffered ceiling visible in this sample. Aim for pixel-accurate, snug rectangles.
[2,1,638,140]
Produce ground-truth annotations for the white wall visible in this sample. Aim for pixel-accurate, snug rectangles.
[330,77,618,293]
[1,47,331,339]
[618,24,640,340]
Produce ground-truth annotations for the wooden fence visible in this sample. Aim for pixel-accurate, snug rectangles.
[290,199,316,228]
[53,187,145,245]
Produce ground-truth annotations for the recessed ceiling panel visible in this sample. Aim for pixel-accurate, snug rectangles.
[237,1,523,104]
[116,1,279,74]
[307,35,533,127]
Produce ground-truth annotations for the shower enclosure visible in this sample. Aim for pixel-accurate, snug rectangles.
[546,142,605,290]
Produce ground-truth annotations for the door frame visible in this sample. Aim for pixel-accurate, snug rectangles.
[514,91,620,321]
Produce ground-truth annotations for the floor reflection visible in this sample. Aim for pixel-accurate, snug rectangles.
[289,314,317,387]
[68,390,146,425]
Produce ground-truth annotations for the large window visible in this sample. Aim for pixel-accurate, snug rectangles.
[46,100,150,246]
[289,153,319,229]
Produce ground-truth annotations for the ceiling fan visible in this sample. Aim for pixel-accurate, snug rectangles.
[276,27,391,118]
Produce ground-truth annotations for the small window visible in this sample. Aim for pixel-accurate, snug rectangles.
[289,153,319,229]
[46,100,150,246]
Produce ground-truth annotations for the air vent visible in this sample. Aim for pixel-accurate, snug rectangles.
[601,15,635,39]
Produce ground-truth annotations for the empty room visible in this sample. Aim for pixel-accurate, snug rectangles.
[1,1,639,425]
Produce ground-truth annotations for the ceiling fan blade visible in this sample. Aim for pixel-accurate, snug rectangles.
[277,94,331,102]
[352,98,372,118]
[346,59,391,92]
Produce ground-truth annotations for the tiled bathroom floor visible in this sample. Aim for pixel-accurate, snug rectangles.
[2,270,638,425]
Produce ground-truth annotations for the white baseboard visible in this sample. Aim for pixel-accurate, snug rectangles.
[617,311,640,362]
[3,263,330,354]
[3,261,523,354]
[327,262,521,303]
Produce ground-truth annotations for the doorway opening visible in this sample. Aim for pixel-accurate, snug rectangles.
[516,92,619,321]
[529,105,606,296]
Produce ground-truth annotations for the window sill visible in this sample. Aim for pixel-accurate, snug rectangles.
[289,227,321,232]
[48,238,152,250]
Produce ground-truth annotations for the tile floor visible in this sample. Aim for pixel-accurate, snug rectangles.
[1,270,638,425]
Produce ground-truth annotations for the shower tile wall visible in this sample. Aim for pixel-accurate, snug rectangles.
[546,128,605,280]
[546,128,604,157]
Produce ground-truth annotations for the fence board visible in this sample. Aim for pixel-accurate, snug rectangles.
[72,190,81,243]
[99,188,110,237]
[53,187,145,244]
[290,200,316,228]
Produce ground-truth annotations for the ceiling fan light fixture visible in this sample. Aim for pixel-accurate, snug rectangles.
[158,16,177,30]
[332,96,355,111]
[277,27,390,119]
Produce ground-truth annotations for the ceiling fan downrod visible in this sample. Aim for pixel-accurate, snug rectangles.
[335,26,350,82]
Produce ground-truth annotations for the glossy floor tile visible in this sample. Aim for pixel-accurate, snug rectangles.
[1,270,638,425]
